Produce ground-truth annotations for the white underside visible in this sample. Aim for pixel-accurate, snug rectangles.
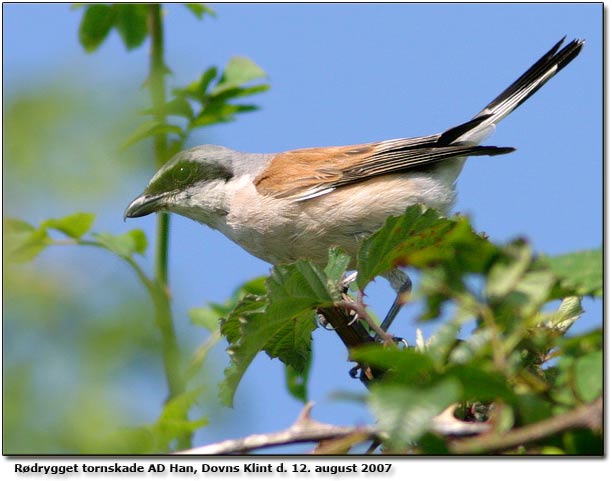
[210,161,464,266]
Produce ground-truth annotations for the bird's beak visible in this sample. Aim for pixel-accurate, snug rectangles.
[124,192,166,220]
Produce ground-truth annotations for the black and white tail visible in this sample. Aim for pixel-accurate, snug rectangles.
[441,37,584,146]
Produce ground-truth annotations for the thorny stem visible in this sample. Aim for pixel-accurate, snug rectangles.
[335,300,394,344]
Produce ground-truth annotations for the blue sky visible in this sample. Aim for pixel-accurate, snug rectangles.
[3,3,603,452]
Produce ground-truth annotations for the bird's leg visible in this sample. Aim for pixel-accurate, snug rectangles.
[379,269,413,338]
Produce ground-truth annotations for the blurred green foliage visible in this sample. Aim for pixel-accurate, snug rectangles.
[3,82,166,453]
[3,3,269,454]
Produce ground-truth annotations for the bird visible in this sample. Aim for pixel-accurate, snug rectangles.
[125,37,584,335]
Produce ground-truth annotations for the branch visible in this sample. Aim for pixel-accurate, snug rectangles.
[449,397,603,454]
[316,303,384,387]
[335,300,394,344]
[175,401,492,455]
[174,402,379,455]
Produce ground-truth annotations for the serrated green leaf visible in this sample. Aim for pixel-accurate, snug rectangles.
[43,212,95,239]
[545,249,603,297]
[219,260,336,406]
[266,260,335,320]
[219,309,315,407]
[574,350,602,403]
[220,294,266,345]
[92,229,147,258]
[263,312,316,369]
[122,121,184,150]
[184,3,216,19]
[78,4,115,52]
[113,4,148,50]
[368,379,460,449]
[357,206,498,289]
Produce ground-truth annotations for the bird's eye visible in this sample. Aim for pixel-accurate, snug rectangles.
[169,161,198,187]
[175,165,191,183]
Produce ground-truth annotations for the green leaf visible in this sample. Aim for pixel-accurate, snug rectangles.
[209,84,270,103]
[220,294,266,345]
[368,379,460,449]
[516,394,554,426]
[266,260,335,320]
[544,249,603,297]
[445,365,515,402]
[285,349,312,404]
[236,276,267,297]
[113,4,148,50]
[574,350,602,403]
[191,102,259,128]
[188,307,222,332]
[423,321,462,366]
[513,270,558,319]
[448,328,494,364]
[351,344,435,385]
[219,309,316,407]
[78,4,115,52]
[142,97,194,119]
[190,278,266,333]
[176,67,219,102]
[486,241,532,299]
[3,218,35,234]
[43,212,95,239]
[9,228,50,263]
[324,247,352,284]
[184,3,216,19]
[122,121,185,150]
[357,206,498,289]
[92,229,147,258]
[150,388,207,451]
[542,296,583,333]
[212,56,267,94]
[324,247,352,298]
[219,260,337,406]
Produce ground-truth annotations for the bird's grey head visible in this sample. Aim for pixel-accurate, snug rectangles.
[124,144,238,225]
